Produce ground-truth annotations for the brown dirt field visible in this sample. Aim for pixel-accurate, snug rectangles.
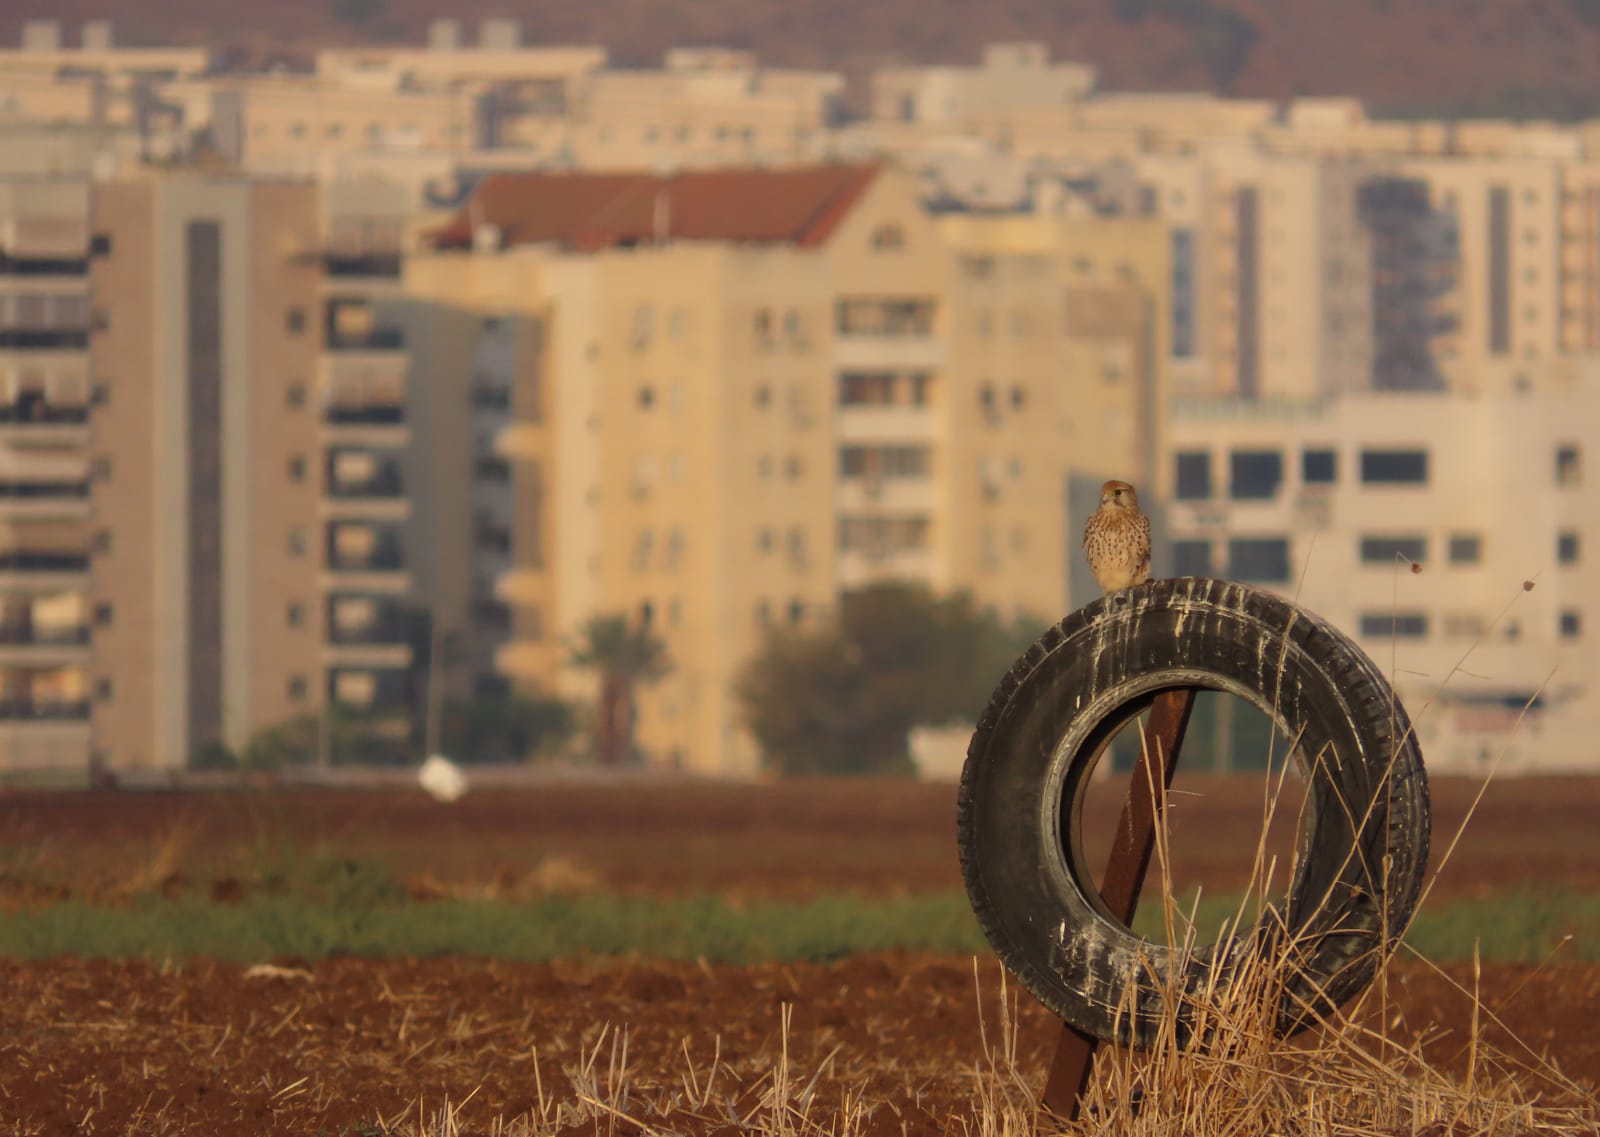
[1,774,1596,902]
[2,775,1598,1134]
[1,953,1596,1136]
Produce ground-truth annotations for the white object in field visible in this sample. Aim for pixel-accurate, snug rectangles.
[418,754,468,803]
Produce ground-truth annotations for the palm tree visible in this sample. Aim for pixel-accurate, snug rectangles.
[567,613,671,767]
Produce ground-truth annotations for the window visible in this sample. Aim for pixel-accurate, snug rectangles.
[1360,449,1428,485]
[637,386,655,409]
[630,530,653,571]
[1175,452,1211,500]
[1448,534,1481,565]
[287,603,304,628]
[757,528,773,553]
[1359,613,1429,639]
[1556,444,1582,486]
[89,233,112,257]
[1302,449,1336,485]
[1009,386,1026,409]
[90,456,111,481]
[1173,540,1211,576]
[91,383,110,407]
[286,308,306,335]
[288,675,308,701]
[1360,536,1427,565]
[754,384,771,408]
[92,602,112,626]
[787,599,805,624]
[663,528,685,570]
[1170,228,1195,359]
[1230,451,1283,500]
[286,383,306,409]
[288,456,305,482]
[1560,610,1582,639]
[288,528,307,556]
[1558,531,1581,565]
[1444,613,1487,639]
[1228,538,1290,583]
[92,530,111,554]
[95,677,113,701]
[869,224,905,250]
[785,455,802,480]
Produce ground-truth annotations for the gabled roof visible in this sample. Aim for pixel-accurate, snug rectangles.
[428,164,881,252]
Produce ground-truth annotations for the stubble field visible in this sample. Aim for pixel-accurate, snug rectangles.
[1,774,1598,1135]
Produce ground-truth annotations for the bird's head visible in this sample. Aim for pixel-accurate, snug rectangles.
[1100,479,1140,510]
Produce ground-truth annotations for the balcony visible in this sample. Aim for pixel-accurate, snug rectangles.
[0,625,88,645]
[0,256,88,278]
[834,333,945,372]
[0,553,89,592]
[0,699,90,721]
[324,533,408,594]
[328,462,404,495]
[0,625,91,667]
[0,481,90,521]
[326,327,404,353]
[837,405,935,444]
[0,403,89,446]
[837,547,936,589]
[321,404,409,450]
[835,476,937,513]
[323,462,409,521]
[327,544,405,572]
[0,329,89,352]
[324,611,412,669]
[323,252,403,281]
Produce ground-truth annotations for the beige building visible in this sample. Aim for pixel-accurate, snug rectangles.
[1164,385,1600,773]
[403,163,1165,773]
[0,176,95,772]
[81,173,411,773]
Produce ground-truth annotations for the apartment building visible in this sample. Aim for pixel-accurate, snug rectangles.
[511,48,846,169]
[403,163,1146,773]
[0,177,95,772]
[78,173,412,773]
[1164,387,1600,772]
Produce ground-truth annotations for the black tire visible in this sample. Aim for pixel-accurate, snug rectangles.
[956,577,1430,1048]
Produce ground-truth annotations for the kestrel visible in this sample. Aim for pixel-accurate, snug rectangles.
[1083,479,1152,594]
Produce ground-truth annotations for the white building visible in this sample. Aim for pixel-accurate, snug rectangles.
[1164,388,1598,774]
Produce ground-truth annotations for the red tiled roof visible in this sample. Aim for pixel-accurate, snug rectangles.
[429,164,881,252]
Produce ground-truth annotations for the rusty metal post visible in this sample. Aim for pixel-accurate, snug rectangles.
[1040,687,1198,1121]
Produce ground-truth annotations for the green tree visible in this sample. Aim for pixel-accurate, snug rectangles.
[439,693,576,763]
[736,581,1044,776]
[241,703,406,770]
[567,613,672,767]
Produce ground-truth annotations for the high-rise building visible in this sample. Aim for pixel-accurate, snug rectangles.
[85,172,413,772]
[0,176,95,772]
[403,163,1167,774]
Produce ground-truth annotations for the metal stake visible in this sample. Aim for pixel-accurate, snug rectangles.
[1040,686,1197,1121]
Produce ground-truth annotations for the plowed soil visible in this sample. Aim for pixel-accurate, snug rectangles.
[1,775,1598,1135]
[4,774,1598,902]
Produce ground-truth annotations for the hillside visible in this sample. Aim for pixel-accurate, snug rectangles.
[5,0,1600,119]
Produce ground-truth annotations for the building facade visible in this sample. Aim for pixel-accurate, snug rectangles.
[1165,388,1599,772]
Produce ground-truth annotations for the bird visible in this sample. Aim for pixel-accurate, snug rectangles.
[1083,479,1152,594]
